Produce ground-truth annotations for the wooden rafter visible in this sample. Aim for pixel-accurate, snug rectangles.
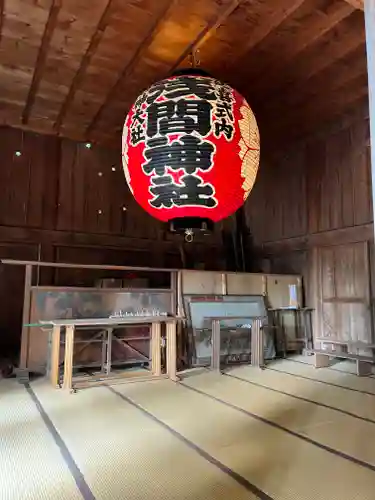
[86,0,176,137]
[88,0,240,137]
[53,0,117,132]
[344,0,364,10]
[228,0,307,68]
[234,0,355,97]
[0,0,4,45]
[22,0,61,125]
[169,0,240,73]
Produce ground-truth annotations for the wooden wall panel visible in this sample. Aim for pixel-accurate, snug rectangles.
[0,126,222,358]
[246,116,372,243]
[246,113,374,341]
[0,242,39,357]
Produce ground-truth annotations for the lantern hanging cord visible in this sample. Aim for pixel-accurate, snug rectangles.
[190,49,200,68]
[184,228,194,243]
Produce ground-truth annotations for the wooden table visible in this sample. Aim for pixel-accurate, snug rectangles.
[41,316,180,391]
[207,316,265,372]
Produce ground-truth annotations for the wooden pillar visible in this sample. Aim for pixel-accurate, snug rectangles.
[19,264,32,368]
[211,319,221,372]
[251,319,264,368]
[166,320,178,381]
[50,325,61,387]
[365,1,375,235]
[151,322,161,376]
[63,325,75,390]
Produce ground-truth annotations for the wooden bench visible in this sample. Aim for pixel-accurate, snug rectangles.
[310,337,375,376]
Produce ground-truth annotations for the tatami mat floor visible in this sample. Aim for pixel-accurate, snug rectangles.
[2,357,375,499]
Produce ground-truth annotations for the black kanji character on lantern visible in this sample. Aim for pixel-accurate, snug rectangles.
[214,118,234,141]
[149,174,217,209]
[134,91,148,109]
[143,135,215,176]
[147,99,212,137]
[145,76,217,105]
[131,108,145,127]
[130,124,145,145]
[216,101,233,121]
[215,85,233,103]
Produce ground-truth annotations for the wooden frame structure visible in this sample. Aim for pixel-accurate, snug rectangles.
[209,317,265,372]
[0,259,179,369]
[44,316,179,391]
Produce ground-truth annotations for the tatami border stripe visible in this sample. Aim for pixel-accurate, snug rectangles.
[180,382,375,473]
[107,385,274,500]
[25,384,96,500]
[225,372,375,425]
[287,358,375,379]
[268,366,375,396]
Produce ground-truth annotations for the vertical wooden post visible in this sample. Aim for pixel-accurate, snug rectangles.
[106,328,113,375]
[19,264,32,368]
[170,271,177,315]
[50,325,61,387]
[166,320,178,381]
[211,319,221,372]
[151,322,161,376]
[251,319,264,368]
[365,1,375,238]
[63,325,75,390]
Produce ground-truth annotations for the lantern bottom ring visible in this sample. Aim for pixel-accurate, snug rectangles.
[169,217,214,237]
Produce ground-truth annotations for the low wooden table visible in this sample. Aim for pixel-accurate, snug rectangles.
[41,316,180,391]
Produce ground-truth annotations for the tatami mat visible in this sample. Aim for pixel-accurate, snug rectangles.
[116,375,375,500]
[228,364,375,421]
[3,359,375,500]
[271,358,375,394]
[0,380,82,500]
[30,379,258,500]
[287,355,375,377]
[184,369,375,466]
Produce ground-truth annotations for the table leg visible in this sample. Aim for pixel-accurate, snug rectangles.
[211,320,221,372]
[314,353,330,368]
[106,328,113,375]
[63,325,75,391]
[166,321,178,381]
[50,326,61,387]
[101,331,106,373]
[151,323,161,376]
[251,319,263,368]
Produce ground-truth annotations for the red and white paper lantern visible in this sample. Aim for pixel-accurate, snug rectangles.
[122,72,260,232]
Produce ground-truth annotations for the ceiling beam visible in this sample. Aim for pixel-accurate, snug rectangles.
[0,0,4,45]
[53,0,117,133]
[259,48,367,130]
[252,15,365,118]
[343,0,364,10]
[227,0,306,69]
[22,0,61,125]
[234,0,355,98]
[89,0,241,137]
[169,0,240,73]
[86,0,176,137]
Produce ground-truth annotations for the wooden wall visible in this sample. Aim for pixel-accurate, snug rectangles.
[245,110,374,343]
[0,126,223,357]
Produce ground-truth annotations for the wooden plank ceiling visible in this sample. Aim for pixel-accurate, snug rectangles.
[0,0,367,151]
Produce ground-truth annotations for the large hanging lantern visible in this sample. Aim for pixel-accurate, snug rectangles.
[122,69,260,238]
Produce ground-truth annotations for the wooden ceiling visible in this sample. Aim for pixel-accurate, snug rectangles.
[0,0,367,152]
